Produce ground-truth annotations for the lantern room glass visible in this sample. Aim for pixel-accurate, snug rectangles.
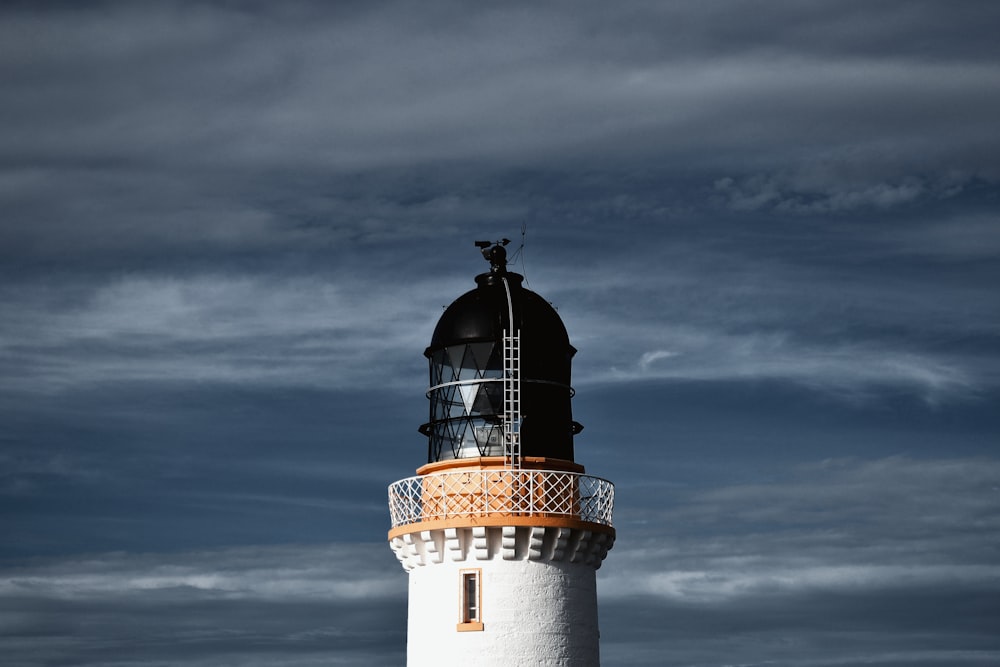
[426,342,506,461]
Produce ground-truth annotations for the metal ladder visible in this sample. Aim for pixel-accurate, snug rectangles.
[503,329,522,469]
[501,275,522,470]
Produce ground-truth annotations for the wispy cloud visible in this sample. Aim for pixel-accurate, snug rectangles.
[3,3,999,176]
[0,544,406,667]
[4,268,984,402]
[554,259,994,402]
[599,456,1000,665]
[0,543,403,602]
[607,457,1000,600]
[3,458,996,666]
[713,174,930,213]
[598,329,976,402]
[0,274,441,393]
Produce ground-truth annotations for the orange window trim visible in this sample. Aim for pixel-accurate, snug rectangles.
[457,568,484,632]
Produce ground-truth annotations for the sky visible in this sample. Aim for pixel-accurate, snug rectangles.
[2,1,999,665]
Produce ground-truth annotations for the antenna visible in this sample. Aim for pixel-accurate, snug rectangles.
[507,223,529,286]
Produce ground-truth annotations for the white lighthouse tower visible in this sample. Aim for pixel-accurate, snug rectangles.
[388,241,615,666]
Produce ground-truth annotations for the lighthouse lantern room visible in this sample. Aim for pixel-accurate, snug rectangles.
[388,241,615,666]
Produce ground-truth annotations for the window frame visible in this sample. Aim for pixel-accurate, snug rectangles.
[457,568,484,632]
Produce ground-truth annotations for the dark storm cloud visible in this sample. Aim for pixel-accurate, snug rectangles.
[2,0,999,264]
[3,0,997,391]
[2,2,999,666]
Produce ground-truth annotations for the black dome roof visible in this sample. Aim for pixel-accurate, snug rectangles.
[426,271,574,358]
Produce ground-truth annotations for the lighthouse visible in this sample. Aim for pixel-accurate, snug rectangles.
[387,240,615,666]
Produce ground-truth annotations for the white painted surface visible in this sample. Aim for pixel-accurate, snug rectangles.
[392,524,612,666]
[389,525,614,572]
[406,556,601,667]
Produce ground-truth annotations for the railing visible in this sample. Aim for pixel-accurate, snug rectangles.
[388,469,615,529]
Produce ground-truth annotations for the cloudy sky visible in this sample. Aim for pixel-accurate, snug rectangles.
[3,1,999,665]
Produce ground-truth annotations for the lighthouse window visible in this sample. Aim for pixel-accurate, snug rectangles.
[457,569,484,631]
[464,572,478,620]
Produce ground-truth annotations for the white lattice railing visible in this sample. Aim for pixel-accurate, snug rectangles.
[388,469,614,529]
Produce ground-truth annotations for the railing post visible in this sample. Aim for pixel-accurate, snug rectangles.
[528,470,534,517]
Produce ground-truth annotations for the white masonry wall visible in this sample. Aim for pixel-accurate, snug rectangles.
[391,525,613,667]
[407,557,599,667]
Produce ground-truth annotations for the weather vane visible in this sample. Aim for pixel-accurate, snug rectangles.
[475,238,511,273]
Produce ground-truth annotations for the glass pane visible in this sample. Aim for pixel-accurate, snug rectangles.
[446,346,465,375]
[458,384,478,414]
[463,573,478,622]
[467,342,497,374]
[477,383,503,415]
